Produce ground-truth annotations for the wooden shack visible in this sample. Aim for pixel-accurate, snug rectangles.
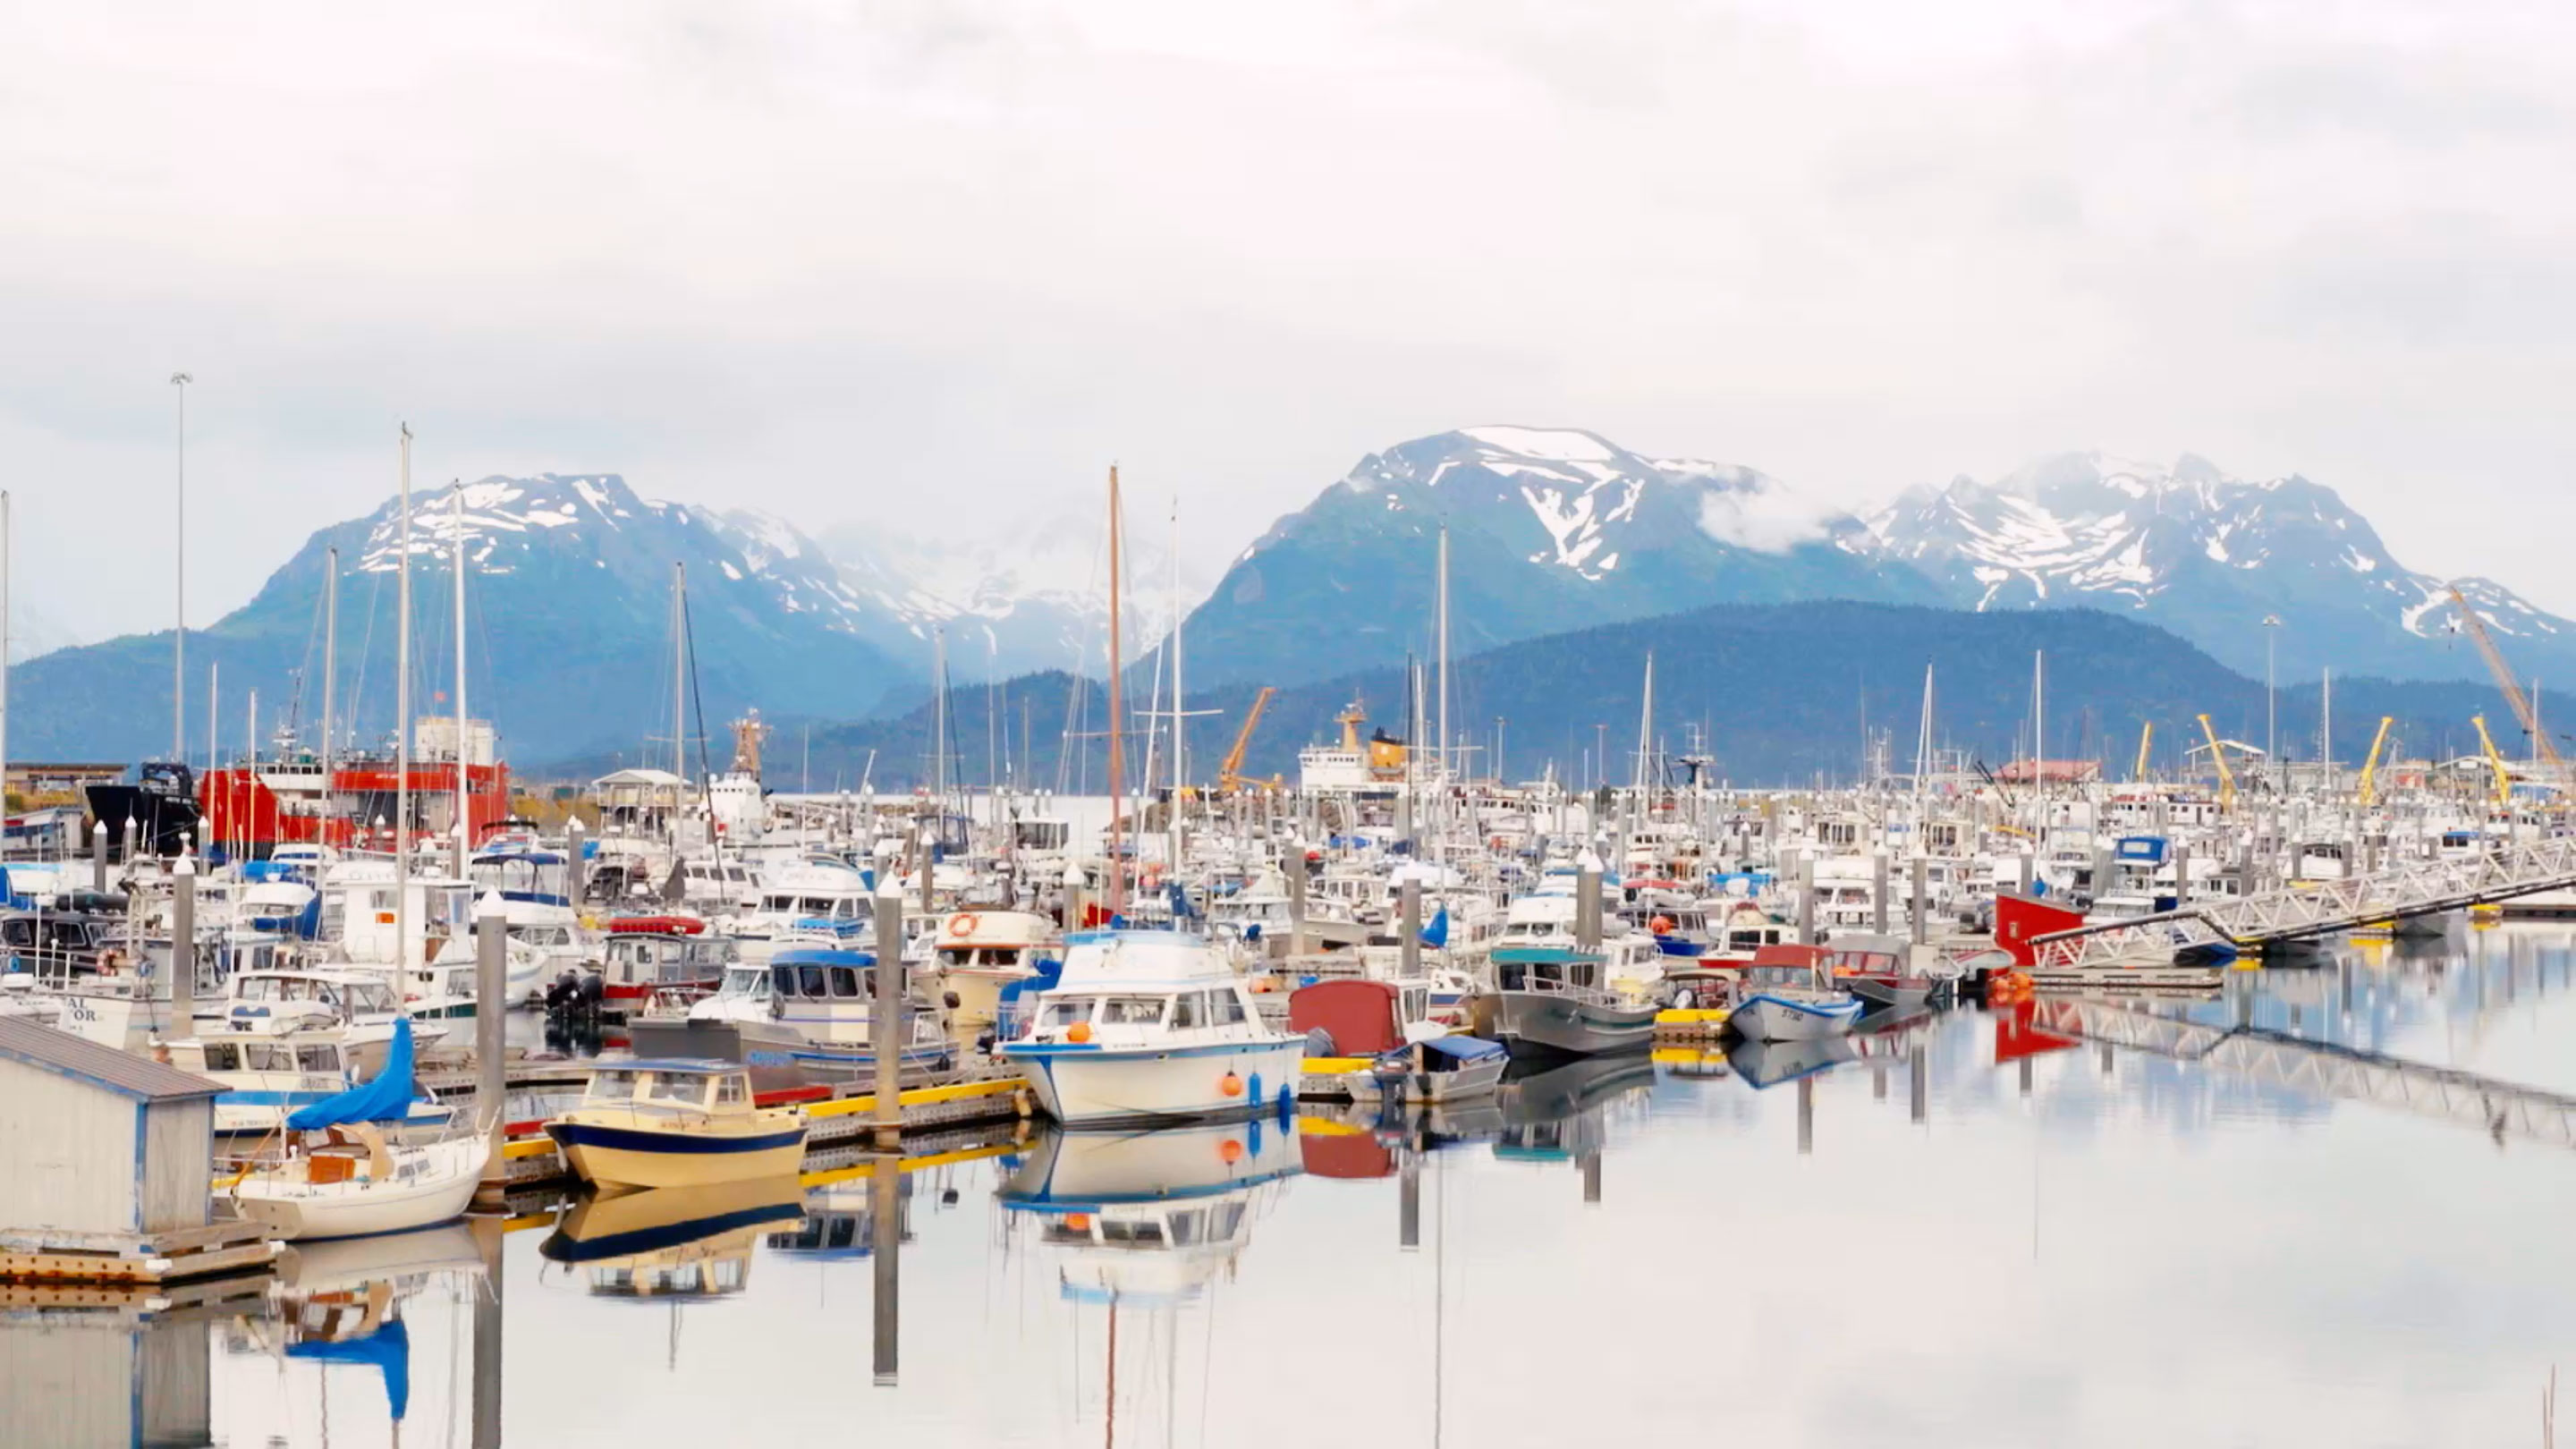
[0,1017,275,1284]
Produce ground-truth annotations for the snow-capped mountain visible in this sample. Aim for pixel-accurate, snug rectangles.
[8,474,926,765]
[1854,452,2575,684]
[1176,426,1943,687]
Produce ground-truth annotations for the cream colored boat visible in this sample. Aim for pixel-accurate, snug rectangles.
[542,1060,808,1192]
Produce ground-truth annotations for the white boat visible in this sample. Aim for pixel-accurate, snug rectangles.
[926,908,1055,1029]
[996,928,1308,1127]
[1348,1033,1509,1105]
[170,1026,456,1136]
[226,1019,489,1240]
[1728,956,1864,1042]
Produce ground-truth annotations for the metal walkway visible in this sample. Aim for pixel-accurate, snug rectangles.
[2030,835,2576,968]
[2031,997,2576,1150]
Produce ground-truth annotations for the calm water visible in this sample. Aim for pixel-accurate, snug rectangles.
[34,925,2576,1448]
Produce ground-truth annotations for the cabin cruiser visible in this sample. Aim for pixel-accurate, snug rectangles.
[996,929,1307,1126]
[724,948,956,1090]
[544,1060,808,1191]
[1470,945,1661,1057]
[591,913,734,1016]
[926,909,1055,1029]
[735,856,874,963]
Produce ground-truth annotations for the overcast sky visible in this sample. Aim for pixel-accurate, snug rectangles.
[6,1,2574,648]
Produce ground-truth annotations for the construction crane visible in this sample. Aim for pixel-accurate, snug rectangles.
[2133,721,2154,783]
[2448,585,2567,788]
[2196,714,2236,812]
[2472,715,2513,807]
[2355,716,2394,808]
[1217,686,1275,792]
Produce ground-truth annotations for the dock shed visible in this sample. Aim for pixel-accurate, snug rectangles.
[0,1017,222,1237]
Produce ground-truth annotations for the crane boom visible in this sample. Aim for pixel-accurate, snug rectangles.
[2472,715,2512,807]
[1218,686,1275,792]
[2449,586,2565,774]
[2196,714,2235,812]
[2356,716,2394,808]
[2133,721,2154,783]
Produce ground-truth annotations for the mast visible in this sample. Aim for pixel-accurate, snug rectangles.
[1105,466,1125,917]
[671,562,685,841]
[2031,649,2046,814]
[395,424,412,967]
[933,625,948,815]
[453,485,470,875]
[1169,496,1183,881]
[1436,524,1450,786]
[171,372,191,763]
[1632,652,1655,794]
[321,545,337,831]
[0,490,9,825]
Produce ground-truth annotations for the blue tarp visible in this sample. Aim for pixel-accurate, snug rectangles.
[1419,905,1449,949]
[1419,1035,1505,1063]
[287,1318,411,1421]
[285,1016,416,1132]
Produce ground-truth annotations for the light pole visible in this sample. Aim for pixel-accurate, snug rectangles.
[170,371,191,764]
[1495,716,1505,785]
[2263,614,2283,788]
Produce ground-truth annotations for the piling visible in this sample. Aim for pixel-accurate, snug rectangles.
[90,821,106,894]
[471,1215,503,1449]
[475,898,507,1188]
[1794,853,1814,945]
[1871,853,1890,934]
[1797,1077,1815,1156]
[1576,857,1602,951]
[1285,851,1308,956]
[1399,1155,1420,1250]
[1909,1043,1927,1123]
[565,816,587,905]
[122,815,137,865]
[872,877,905,1150]
[1400,878,1422,979]
[1910,857,1928,946]
[916,833,935,917]
[2173,843,2190,907]
[1580,1151,1602,1204]
[169,855,196,1034]
[871,1153,901,1385]
[2017,852,2034,897]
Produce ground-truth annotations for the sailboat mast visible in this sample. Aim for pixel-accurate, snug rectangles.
[395,424,412,965]
[1633,652,1655,793]
[1169,496,1183,881]
[1436,525,1449,784]
[453,486,470,876]
[1104,466,1125,917]
[2033,649,2046,811]
[321,546,336,833]
[171,372,190,764]
[671,564,685,784]
[0,490,10,821]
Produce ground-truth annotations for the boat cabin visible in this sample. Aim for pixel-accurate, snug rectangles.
[931,910,1055,972]
[581,1059,758,1116]
[603,916,733,999]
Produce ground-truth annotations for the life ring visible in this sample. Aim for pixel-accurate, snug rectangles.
[948,911,981,938]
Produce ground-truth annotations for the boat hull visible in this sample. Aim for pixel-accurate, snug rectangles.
[230,1139,486,1241]
[1347,1054,1506,1105]
[1730,992,1863,1042]
[544,1118,809,1191]
[1000,1038,1307,1128]
[1473,990,1659,1056]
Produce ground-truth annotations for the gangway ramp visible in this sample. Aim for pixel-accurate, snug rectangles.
[2031,835,2576,970]
[2032,997,2576,1150]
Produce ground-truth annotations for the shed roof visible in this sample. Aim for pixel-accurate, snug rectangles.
[0,1016,224,1102]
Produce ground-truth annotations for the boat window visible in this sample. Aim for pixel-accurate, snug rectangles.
[246,1044,297,1072]
[1210,991,1247,1027]
[645,1072,708,1106]
[1171,993,1202,1030]
[350,983,396,1013]
[237,976,275,1001]
[936,947,973,967]
[591,1069,640,1100]
[1098,996,1167,1027]
[1038,996,1092,1028]
[297,1045,339,1074]
[800,965,828,998]
[715,1075,748,1106]
[827,966,862,998]
[199,1042,240,1072]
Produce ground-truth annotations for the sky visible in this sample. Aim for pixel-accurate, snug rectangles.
[6,0,2575,648]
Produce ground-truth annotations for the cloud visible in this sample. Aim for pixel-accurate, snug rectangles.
[1692,474,1843,554]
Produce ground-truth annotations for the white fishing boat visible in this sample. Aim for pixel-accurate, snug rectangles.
[996,929,1308,1127]
[1728,947,1864,1042]
[226,1019,489,1241]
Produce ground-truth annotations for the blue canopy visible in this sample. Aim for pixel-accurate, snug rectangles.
[287,1318,410,1421]
[1419,1035,1505,1063]
[285,1015,418,1132]
[1419,905,1449,949]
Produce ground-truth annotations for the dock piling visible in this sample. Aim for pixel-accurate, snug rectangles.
[169,853,195,1035]
[873,875,905,1150]
[871,1153,901,1385]
[1910,856,1928,945]
[475,897,507,1188]
[1400,877,1421,979]
[90,820,106,894]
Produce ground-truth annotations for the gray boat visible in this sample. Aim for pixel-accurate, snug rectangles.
[1469,947,1659,1057]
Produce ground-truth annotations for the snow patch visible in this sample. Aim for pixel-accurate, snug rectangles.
[1462,426,1618,463]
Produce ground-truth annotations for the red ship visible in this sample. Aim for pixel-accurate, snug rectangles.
[194,750,513,859]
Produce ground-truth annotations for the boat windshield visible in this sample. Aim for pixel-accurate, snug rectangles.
[1098,996,1168,1027]
[644,1073,708,1107]
[1037,996,1093,1028]
[715,966,767,1001]
[589,1069,640,1101]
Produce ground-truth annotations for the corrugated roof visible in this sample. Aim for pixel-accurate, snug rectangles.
[0,1016,224,1102]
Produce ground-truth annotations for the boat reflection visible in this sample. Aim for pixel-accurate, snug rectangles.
[1727,1033,1859,1089]
[766,1176,914,1259]
[999,1121,1301,1305]
[538,1176,806,1299]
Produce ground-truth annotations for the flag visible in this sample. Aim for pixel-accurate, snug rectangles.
[1419,905,1449,949]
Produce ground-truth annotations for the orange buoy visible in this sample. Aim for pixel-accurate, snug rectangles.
[1067,1212,1092,1232]
[1218,1138,1244,1165]
[1220,1072,1245,1097]
[1067,1021,1094,1044]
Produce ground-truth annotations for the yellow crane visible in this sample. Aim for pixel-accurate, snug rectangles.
[2196,714,2236,812]
[2472,715,2513,807]
[2133,721,2154,783]
[1217,687,1276,793]
[2355,716,2394,808]
[2449,585,2567,788]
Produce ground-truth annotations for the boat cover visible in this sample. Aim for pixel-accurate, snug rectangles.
[286,1318,410,1420]
[1418,1035,1505,1063]
[285,1015,417,1131]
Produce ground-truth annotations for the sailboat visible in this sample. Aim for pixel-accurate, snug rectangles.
[226,1016,490,1241]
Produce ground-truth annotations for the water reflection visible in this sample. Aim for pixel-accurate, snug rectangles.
[34,926,2576,1445]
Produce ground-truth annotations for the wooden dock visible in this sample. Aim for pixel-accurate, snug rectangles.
[0,1220,281,1286]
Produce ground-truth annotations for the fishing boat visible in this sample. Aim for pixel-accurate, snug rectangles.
[1470,945,1661,1057]
[1821,933,1953,1013]
[1350,1033,1509,1106]
[1728,945,1864,1042]
[995,928,1309,1127]
[925,908,1055,1029]
[542,1059,808,1191]
[593,913,733,1015]
[724,948,956,1091]
[226,1018,489,1241]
